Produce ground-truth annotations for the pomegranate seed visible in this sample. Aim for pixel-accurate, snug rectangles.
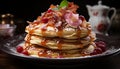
[16,46,23,53]
[97,44,106,52]
[41,18,48,23]
[95,48,103,54]
[98,41,106,46]
[95,41,106,52]
[90,48,103,55]
[47,9,53,13]
[90,50,97,55]
[22,50,29,56]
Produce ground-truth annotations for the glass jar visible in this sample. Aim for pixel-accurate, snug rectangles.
[0,13,16,37]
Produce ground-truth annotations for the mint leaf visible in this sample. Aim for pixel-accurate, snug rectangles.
[59,0,68,9]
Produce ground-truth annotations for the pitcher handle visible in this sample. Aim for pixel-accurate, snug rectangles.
[110,7,116,21]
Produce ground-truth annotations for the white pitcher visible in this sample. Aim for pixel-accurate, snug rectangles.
[86,1,116,36]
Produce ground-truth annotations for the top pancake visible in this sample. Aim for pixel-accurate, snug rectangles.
[26,20,91,39]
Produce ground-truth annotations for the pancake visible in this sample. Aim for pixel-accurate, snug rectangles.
[25,32,95,50]
[23,42,95,58]
[25,21,91,39]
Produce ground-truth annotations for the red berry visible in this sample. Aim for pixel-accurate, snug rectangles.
[16,46,23,53]
[98,44,106,52]
[22,50,29,56]
[98,41,106,46]
[41,18,48,23]
[90,48,103,55]
[95,48,103,54]
[95,42,98,46]
[95,41,106,52]
[90,50,97,55]
[47,9,53,13]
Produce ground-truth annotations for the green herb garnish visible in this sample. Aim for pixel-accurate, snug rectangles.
[59,0,68,9]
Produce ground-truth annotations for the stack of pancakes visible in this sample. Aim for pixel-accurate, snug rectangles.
[23,2,96,58]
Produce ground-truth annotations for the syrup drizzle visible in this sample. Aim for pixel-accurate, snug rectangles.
[56,26,63,37]
[38,50,47,57]
[41,24,47,36]
[77,26,81,38]
[41,38,47,46]
[57,30,63,37]
[25,34,31,47]
[29,29,35,35]
[86,23,91,35]
[57,39,63,50]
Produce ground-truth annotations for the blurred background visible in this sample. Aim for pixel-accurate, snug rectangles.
[0,0,119,35]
